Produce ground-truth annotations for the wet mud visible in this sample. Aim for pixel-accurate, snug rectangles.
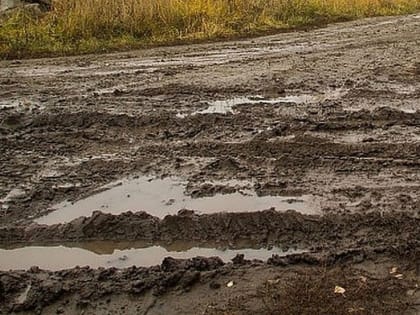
[34,176,320,224]
[0,13,419,314]
[0,243,303,270]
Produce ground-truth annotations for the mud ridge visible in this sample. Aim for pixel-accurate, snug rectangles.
[1,210,419,251]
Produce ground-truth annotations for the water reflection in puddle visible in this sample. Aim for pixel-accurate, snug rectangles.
[178,89,347,116]
[0,99,44,111]
[343,106,418,114]
[197,95,313,115]
[35,177,320,225]
[0,243,305,271]
[16,284,31,304]
[1,188,26,211]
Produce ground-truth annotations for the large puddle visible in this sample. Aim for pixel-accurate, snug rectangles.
[0,243,304,271]
[35,177,320,225]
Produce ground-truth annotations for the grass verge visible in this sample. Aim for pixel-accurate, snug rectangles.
[0,0,419,59]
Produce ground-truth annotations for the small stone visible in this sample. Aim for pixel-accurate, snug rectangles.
[267,279,281,285]
[334,286,346,294]
[407,289,415,296]
[359,276,367,283]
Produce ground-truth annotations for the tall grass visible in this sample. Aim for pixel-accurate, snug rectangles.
[0,0,419,58]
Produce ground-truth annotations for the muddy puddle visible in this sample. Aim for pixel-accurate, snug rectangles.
[16,284,31,304]
[344,106,418,114]
[1,188,26,211]
[0,99,44,111]
[0,243,304,271]
[35,177,320,225]
[182,89,347,115]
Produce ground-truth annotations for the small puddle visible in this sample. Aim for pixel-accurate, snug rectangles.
[1,188,26,202]
[0,99,44,111]
[35,177,320,225]
[343,106,418,114]
[185,89,346,115]
[15,284,31,304]
[1,188,26,211]
[0,244,305,271]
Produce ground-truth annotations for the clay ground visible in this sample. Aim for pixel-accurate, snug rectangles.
[0,13,419,314]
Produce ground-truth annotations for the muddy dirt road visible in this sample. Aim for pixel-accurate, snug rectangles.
[0,14,419,314]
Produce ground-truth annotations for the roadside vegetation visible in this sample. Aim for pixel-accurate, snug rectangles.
[1,0,419,59]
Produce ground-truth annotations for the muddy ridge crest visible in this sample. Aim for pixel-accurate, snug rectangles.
[1,210,418,250]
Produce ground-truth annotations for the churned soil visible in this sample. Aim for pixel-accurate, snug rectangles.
[0,13,419,314]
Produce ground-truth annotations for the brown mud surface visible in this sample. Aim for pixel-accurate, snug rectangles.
[0,14,419,314]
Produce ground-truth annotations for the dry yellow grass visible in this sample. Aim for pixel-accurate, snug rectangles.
[1,0,419,58]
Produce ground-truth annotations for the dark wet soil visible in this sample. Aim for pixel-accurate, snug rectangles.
[0,14,419,314]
